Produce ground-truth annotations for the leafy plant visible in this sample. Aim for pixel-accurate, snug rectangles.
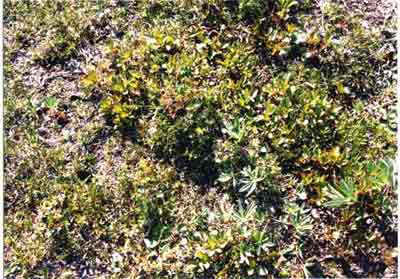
[324,179,358,208]
[222,117,246,143]
[285,203,313,236]
[238,0,266,21]
[239,166,269,196]
[41,97,58,109]
[277,0,298,20]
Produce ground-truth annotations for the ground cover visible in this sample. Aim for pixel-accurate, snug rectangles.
[4,0,397,278]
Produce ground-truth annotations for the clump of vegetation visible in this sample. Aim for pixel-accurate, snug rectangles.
[5,0,397,278]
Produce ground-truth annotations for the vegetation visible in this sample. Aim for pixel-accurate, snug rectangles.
[5,0,397,278]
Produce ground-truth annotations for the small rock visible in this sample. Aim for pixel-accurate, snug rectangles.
[311,209,320,219]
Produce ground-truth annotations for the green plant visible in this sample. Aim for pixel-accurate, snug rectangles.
[367,158,395,188]
[239,166,269,196]
[285,203,313,237]
[232,200,257,223]
[239,0,266,20]
[41,97,58,109]
[324,179,358,208]
[222,117,246,143]
[277,0,298,20]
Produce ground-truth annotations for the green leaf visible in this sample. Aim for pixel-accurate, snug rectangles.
[42,97,58,109]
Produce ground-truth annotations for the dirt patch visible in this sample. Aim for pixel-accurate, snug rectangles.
[335,0,396,26]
